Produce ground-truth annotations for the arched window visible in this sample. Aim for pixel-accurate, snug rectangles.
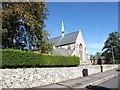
[79,44,83,60]
[85,47,86,52]
[79,44,83,52]
[73,45,75,50]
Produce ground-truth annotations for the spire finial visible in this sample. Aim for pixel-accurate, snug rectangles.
[61,21,64,37]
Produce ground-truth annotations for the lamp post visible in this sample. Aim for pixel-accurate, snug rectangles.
[111,46,116,65]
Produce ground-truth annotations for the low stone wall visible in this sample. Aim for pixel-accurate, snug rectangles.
[1,65,119,89]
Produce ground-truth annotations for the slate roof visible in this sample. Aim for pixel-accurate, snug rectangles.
[48,31,79,46]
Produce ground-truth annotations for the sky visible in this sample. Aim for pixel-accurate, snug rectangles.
[45,2,118,55]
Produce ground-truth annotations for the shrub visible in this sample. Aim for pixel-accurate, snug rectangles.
[2,49,80,68]
[108,59,120,64]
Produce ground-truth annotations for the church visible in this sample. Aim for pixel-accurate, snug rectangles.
[48,22,90,65]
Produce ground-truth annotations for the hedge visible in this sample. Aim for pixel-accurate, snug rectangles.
[2,49,80,68]
[108,59,120,64]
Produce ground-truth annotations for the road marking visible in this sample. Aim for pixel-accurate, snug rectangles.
[78,74,117,88]
[91,75,117,85]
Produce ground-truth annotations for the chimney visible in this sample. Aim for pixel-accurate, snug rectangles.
[61,21,64,38]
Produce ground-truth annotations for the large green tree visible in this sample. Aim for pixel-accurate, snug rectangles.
[95,52,101,58]
[1,2,52,53]
[102,32,120,63]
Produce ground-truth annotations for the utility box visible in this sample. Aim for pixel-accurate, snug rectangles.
[82,69,88,77]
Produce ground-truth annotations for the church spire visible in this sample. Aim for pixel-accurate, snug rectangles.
[61,21,64,38]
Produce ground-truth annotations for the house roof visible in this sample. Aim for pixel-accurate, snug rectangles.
[48,31,79,46]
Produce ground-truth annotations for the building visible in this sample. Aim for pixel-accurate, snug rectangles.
[48,22,90,65]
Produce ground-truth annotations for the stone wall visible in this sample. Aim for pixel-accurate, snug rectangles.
[1,65,119,89]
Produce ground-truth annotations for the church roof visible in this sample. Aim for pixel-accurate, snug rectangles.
[51,47,74,56]
[48,31,79,46]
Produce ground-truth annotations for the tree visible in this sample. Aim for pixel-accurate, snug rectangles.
[94,52,102,64]
[95,52,101,58]
[2,2,52,53]
[13,18,32,50]
[89,54,94,63]
[102,32,120,62]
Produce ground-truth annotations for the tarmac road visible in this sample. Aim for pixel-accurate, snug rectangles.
[98,76,119,88]
[85,70,120,90]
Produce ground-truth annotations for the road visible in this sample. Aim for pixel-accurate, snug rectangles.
[98,76,119,88]
[85,72,120,90]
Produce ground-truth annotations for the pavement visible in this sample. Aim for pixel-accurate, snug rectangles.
[36,68,119,89]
